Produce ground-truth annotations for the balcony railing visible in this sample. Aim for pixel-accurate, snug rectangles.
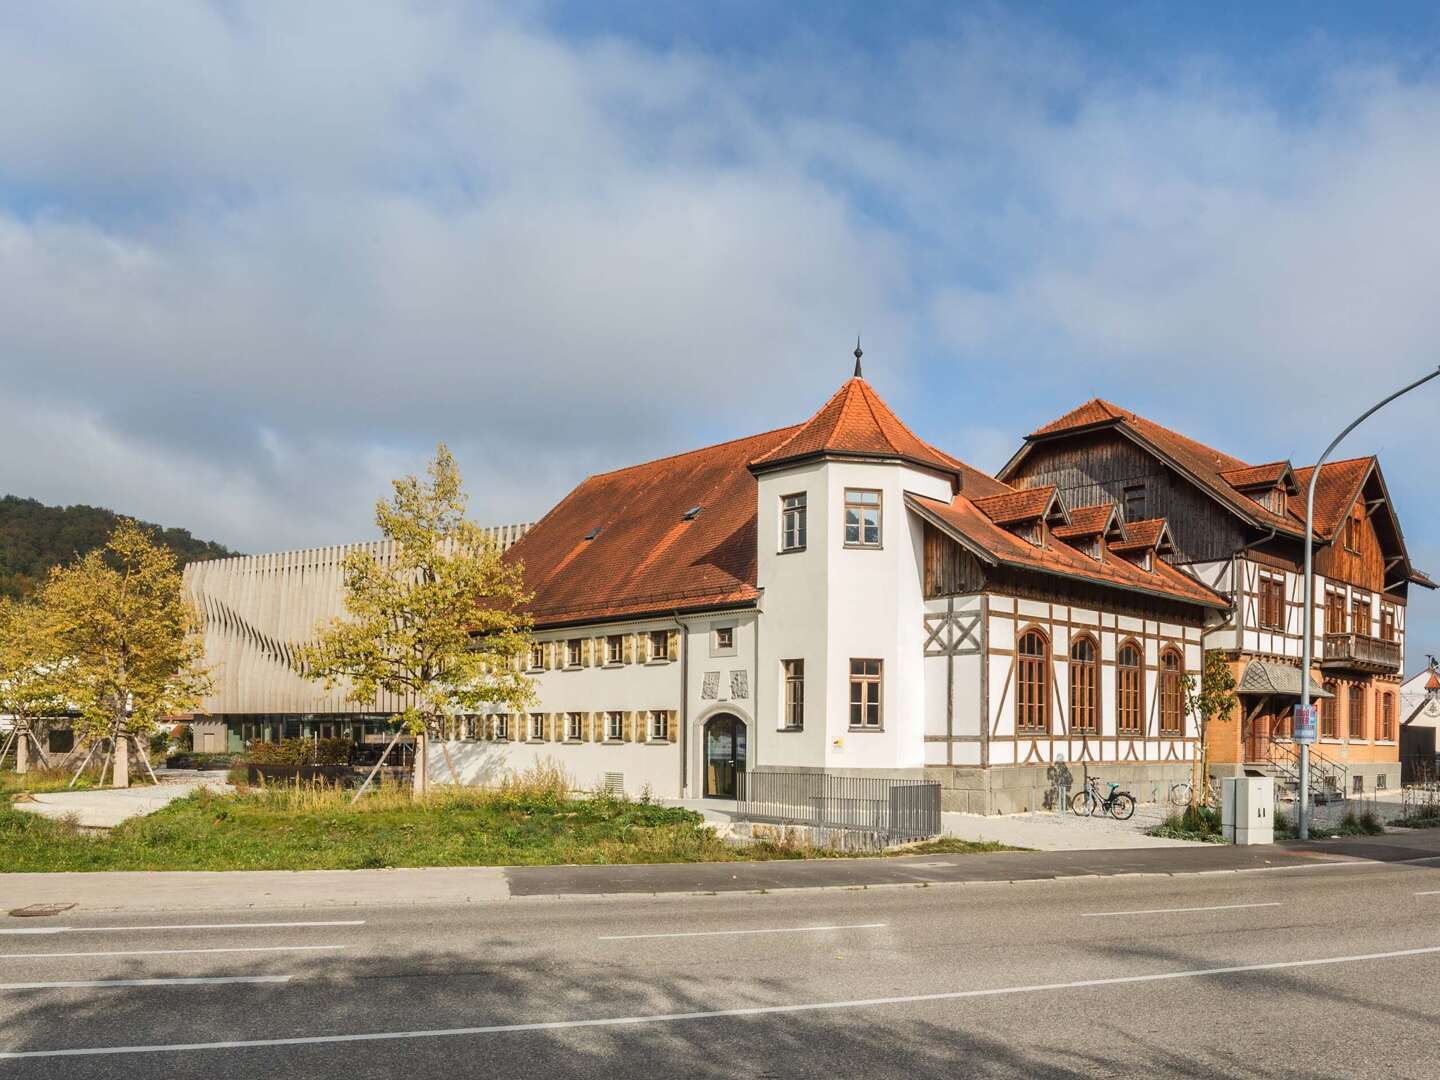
[1321,632,1402,674]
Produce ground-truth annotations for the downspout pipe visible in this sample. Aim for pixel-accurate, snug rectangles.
[673,609,688,797]
[1299,365,1440,840]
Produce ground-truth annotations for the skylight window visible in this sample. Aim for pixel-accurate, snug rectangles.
[584,526,602,541]
[682,505,703,521]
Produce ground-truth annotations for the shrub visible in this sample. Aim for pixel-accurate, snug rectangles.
[246,739,315,766]
[500,758,574,801]
[314,738,354,765]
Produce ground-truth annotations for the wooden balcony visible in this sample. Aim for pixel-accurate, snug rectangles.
[1321,632,1402,675]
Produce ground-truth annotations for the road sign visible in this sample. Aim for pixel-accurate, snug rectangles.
[1293,704,1317,744]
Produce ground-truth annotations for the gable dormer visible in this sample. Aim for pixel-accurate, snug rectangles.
[1108,518,1175,573]
[972,486,1069,548]
[1220,461,1298,518]
[1052,503,1126,561]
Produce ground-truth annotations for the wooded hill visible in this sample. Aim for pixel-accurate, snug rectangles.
[0,494,236,599]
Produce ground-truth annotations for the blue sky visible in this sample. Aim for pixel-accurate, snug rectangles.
[2,1,1439,662]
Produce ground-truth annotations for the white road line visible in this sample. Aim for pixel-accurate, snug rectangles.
[0,976,292,991]
[1416,891,1440,897]
[8,943,1440,1060]
[598,923,887,941]
[0,920,365,937]
[1080,902,1282,918]
[0,945,346,961]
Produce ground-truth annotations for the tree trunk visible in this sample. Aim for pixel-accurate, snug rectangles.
[112,735,130,788]
[412,730,429,797]
[16,728,29,774]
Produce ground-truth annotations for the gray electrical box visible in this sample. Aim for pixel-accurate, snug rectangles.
[1221,776,1274,845]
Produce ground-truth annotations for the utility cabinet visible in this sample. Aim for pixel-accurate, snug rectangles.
[1221,776,1274,845]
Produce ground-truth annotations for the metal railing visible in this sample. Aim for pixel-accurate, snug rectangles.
[736,771,941,845]
[1266,739,1347,803]
[1321,632,1402,673]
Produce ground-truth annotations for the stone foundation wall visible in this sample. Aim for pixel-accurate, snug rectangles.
[926,762,1193,815]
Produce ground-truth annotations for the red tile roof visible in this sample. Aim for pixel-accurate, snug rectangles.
[907,494,1226,609]
[1052,503,1118,539]
[1291,457,1373,541]
[972,486,1062,526]
[505,425,799,627]
[1220,461,1293,490]
[749,377,964,481]
[1109,518,1168,552]
[1012,398,1300,535]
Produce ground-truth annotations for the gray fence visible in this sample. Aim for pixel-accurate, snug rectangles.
[736,772,942,845]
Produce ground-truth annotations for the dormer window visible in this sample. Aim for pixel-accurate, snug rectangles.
[1258,487,1286,515]
[1083,537,1102,561]
[1015,521,1043,547]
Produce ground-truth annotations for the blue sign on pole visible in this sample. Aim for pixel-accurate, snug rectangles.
[1293,704,1317,744]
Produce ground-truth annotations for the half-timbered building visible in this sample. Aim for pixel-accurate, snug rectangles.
[999,399,1434,796]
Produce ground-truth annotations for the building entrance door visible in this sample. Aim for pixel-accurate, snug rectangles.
[704,714,747,798]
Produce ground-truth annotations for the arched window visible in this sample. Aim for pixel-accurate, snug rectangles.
[1159,648,1184,736]
[1116,641,1143,736]
[1016,629,1050,735]
[1069,635,1099,734]
[1320,682,1337,738]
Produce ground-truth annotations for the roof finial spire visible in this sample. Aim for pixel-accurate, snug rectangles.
[852,334,863,379]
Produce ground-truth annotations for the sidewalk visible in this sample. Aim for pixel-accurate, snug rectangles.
[5,832,1438,916]
[11,771,231,829]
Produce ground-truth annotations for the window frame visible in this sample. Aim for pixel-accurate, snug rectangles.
[843,488,883,548]
[1348,684,1366,740]
[782,658,805,730]
[607,634,624,665]
[1068,634,1099,735]
[713,625,736,655]
[1158,648,1184,736]
[1122,483,1147,522]
[1115,640,1144,736]
[649,710,669,742]
[649,630,669,661]
[1324,589,1346,635]
[1379,604,1396,643]
[566,638,583,668]
[1015,629,1050,736]
[529,713,546,741]
[494,715,509,741]
[780,492,808,552]
[565,712,583,741]
[1258,574,1286,631]
[1320,682,1338,738]
[1380,692,1394,741]
[606,711,624,742]
[529,643,546,671]
[1351,596,1371,637]
[848,658,883,729]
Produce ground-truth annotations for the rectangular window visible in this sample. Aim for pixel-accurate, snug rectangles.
[783,659,805,730]
[607,711,625,741]
[566,639,583,667]
[1380,693,1394,741]
[844,489,882,547]
[1351,598,1370,636]
[494,715,509,741]
[529,643,545,671]
[566,713,583,741]
[781,493,807,551]
[1320,685,1337,738]
[1325,590,1347,635]
[607,635,624,664]
[1380,605,1396,642]
[649,630,669,660]
[1123,483,1147,521]
[849,659,882,728]
[530,714,546,741]
[1348,685,1365,740]
[1344,514,1358,552]
[1259,576,1285,630]
[649,711,669,741]
[715,626,734,652]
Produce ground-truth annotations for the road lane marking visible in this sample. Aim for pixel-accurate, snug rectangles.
[0,920,365,936]
[1416,891,1440,896]
[1080,902,1281,918]
[0,945,346,961]
[0,976,292,991]
[598,923,887,941]
[9,943,1440,1059]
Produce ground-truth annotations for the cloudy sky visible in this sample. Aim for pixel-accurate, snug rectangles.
[4,1,1440,655]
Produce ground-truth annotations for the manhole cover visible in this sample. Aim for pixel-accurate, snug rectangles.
[7,903,77,918]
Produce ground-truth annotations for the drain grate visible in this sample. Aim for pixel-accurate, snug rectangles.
[8,903,77,918]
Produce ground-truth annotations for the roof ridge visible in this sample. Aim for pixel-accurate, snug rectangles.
[588,422,803,480]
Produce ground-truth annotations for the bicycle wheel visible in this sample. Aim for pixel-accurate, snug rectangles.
[1070,790,1096,816]
[1108,793,1136,820]
[1168,782,1192,807]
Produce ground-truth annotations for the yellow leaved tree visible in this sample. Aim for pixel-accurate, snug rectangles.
[40,519,211,787]
[0,596,67,773]
[300,444,534,798]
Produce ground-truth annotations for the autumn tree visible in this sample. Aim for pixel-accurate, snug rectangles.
[300,444,534,797]
[41,520,210,787]
[0,597,66,773]
[1182,648,1238,805]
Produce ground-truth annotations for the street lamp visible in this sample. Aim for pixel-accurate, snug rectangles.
[1298,366,1440,839]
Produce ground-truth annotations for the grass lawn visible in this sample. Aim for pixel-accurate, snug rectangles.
[0,783,1013,872]
[0,767,99,796]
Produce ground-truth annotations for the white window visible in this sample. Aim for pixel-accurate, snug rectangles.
[566,713,583,741]
[649,711,669,741]
[607,635,624,664]
[529,643,545,670]
[781,493,807,551]
[607,711,625,741]
[530,714,545,741]
[844,489,882,547]
[493,715,509,740]
[566,639,583,667]
[783,659,804,730]
[649,630,669,660]
[714,625,735,653]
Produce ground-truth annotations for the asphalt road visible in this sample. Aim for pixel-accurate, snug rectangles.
[4,856,1440,1078]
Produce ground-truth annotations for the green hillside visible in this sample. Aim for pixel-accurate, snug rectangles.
[0,495,236,599]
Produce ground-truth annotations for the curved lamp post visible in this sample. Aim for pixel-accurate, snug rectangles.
[1298,365,1440,839]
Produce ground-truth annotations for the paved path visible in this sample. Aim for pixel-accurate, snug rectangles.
[5,831,1438,914]
[5,835,1440,1076]
[10,772,231,829]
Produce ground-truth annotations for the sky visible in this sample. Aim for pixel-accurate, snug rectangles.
[3,1,1440,661]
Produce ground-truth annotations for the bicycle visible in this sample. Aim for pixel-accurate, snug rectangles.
[1071,777,1136,820]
